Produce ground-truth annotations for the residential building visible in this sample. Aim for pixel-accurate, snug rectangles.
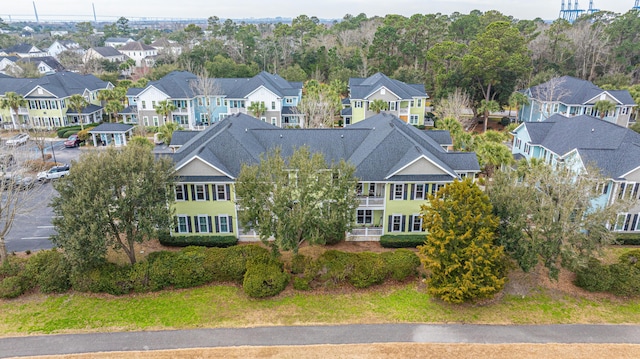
[104,37,134,48]
[117,41,157,67]
[83,47,126,63]
[150,38,182,57]
[518,76,636,127]
[19,56,65,75]
[47,40,84,59]
[511,114,640,233]
[131,71,303,129]
[168,112,479,241]
[0,56,20,75]
[0,71,112,129]
[2,43,47,58]
[343,72,428,126]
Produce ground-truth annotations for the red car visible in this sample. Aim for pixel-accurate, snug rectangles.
[64,134,84,148]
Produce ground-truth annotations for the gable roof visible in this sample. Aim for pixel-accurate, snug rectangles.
[0,71,110,98]
[520,114,640,178]
[348,72,428,100]
[91,47,123,57]
[171,113,479,181]
[3,43,41,55]
[529,76,636,106]
[19,56,65,72]
[118,41,156,52]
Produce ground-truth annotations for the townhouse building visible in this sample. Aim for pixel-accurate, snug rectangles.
[168,112,479,241]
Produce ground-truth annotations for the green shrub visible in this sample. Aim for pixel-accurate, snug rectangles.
[169,246,211,288]
[500,116,511,126]
[290,254,309,274]
[83,263,133,295]
[128,261,150,293]
[0,258,25,279]
[61,130,77,139]
[292,276,312,290]
[574,259,613,292]
[609,263,640,297]
[159,234,238,248]
[23,250,71,293]
[381,249,421,281]
[615,233,640,245]
[242,261,289,298]
[0,276,26,299]
[147,251,177,291]
[317,250,356,286]
[380,235,426,248]
[619,249,640,269]
[349,252,387,288]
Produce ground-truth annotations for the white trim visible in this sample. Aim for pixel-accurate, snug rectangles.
[175,155,235,179]
[385,154,456,180]
[364,86,401,101]
[584,91,623,106]
[135,85,170,99]
[245,85,279,99]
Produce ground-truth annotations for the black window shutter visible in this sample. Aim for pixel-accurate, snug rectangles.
[194,216,200,233]
[214,216,219,233]
[207,216,212,233]
[212,185,218,201]
[190,185,195,201]
[389,185,393,200]
[187,216,192,233]
[408,215,414,231]
[174,216,178,233]
[403,184,408,200]
[410,184,415,200]
[401,215,406,232]
[225,184,230,200]
[205,184,210,201]
[229,216,233,233]
[388,215,392,231]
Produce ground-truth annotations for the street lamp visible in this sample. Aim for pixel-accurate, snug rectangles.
[50,141,58,164]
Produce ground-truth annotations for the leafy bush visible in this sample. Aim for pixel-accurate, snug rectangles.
[147,251,177,291]
[169,246,211,288]
[23,159,56,172]
[574,259,613,292]
[615,233,640,245]
[317,250,355,286]
[82,263,133,295]
[243,261,289,298]
[500,116,511,126]
[77,129,90,142]
[349,252,387,288]
[380,235,426,248]
[159,234,238,248]
[608,263,640,297]
[23,250,71,293]
[0,258,25,280]
[290,254,309,274]
[381,249,421,281]
[619,249,640,268]
[0,276,26,299]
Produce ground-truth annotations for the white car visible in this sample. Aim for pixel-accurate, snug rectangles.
[5,133,29,146]
[37,164,70,181]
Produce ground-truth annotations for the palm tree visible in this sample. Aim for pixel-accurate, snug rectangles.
[478,99,501,133]
[156,122,183,145]
[0,92,27,131]
[247,101,267,119]
[105,100,124,123]
[68,94,90,130]
[369,99,388,114]
[508,92,529,122]
[593,100,616,120]
[154,100,177,125]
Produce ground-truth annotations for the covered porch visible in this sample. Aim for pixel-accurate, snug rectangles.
[88,123,134,147]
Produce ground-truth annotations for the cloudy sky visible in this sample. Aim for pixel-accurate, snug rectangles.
[1,0,636,22]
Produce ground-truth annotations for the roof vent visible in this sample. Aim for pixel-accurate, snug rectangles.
[372,127,375,130]
[245,128,247,132]
[280,134,283,138]
[591,128,595,132]
[341,134,344,138]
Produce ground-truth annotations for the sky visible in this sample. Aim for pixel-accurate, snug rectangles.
[1,0,637,22]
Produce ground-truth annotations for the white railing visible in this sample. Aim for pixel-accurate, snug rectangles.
[357,196,384,207]
[349,227,383,236]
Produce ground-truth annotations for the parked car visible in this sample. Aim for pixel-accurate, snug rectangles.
[37,164,70,181]
[0,154,15,166]
[5,133,29,146]
[2,173,35,190]
[64,134,84,148]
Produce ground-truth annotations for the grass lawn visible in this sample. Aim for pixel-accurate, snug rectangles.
[1,282,640,336]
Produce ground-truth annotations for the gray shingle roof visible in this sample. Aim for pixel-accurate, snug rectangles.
[529,76,636,105]
[0,71,109,98]
[119,41,155,51]
[89,123,134,133]
[171,113,479,181]
[522,114,640,178]
[349,72,428,100]
[19,56,65,72]
[423,130,452,146]
[92,47,122,57]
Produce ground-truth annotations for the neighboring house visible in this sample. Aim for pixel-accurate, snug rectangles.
[2,43,47,58]
[47,40,84,59]
[83,46,126,63]
[104,37,134,48]
[168,112,480,241]
[0,56,20,75]
[132,71,303,129]
[511,113,640,232]
[518,76,637,127]
[344,72,428,126]
[117,41,158,67]
[19,56,65,75]
[0,71,112,129]
[150,38,182,56]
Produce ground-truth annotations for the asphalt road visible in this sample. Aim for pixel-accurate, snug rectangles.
[4,141,81,253]
[1,324,640,358]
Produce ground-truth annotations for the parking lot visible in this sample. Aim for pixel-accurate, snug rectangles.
[4,140,83,253]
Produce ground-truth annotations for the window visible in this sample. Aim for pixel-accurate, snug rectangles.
[152,101,156,108]
[430,183,442,196]
[356,210,373,225]
[143,116,149,126]
[214,184,228,200]
[196,215,211,233]
[409,114,419,125]
[615,213,639,232]
[417,99,422,107]
[393,184,405,200]
[389,101,396,111]
[176,215,190,233]
[271,101,276,110]
[515,138,522,149]
[390,214,404,232]
[153,116,159,126]
[271,117,277,125]
[414,184,425,200]
[285,98,294,104]
[215,215,233,233]
[355,101,362,108]
[175,184,187,201]
[410,215,423,232]
[369,183,376,196]
[524,143,531,155]
[194,184,207,201]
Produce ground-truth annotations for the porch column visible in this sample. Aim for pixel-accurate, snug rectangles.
[91,133,97,147]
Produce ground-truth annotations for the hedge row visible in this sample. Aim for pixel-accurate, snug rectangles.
[56,124,99,138]
[291,249,420,290]
[574,250,640,297]
[159,233,238,248]
[615,233,640,246]
[379,235,426,248]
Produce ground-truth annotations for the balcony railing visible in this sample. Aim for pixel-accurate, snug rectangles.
[357,196,384,207]
[349,227,383,237]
